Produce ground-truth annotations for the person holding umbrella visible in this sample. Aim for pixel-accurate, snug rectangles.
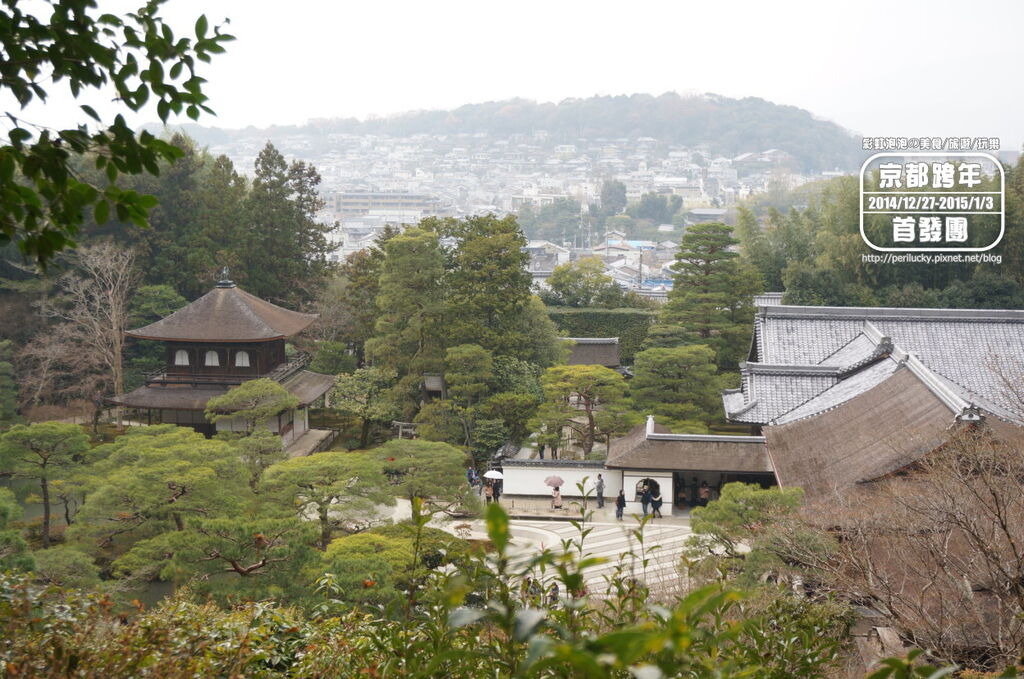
[544,475,564,510]
[483,470,504,504]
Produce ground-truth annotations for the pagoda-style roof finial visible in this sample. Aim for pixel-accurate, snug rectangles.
[216,266,235,288]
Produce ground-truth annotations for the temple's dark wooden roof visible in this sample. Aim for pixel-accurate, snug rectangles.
[110,370,334,411]
[126,283,317,342]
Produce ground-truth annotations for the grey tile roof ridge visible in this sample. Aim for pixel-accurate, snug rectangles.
[770,359,899,425]
[898,352,1023,424]
[816,331,871,366]
[726,397,761,420]
[764,305,1024,322]
[740,362,843,376]
[559,337,620,344]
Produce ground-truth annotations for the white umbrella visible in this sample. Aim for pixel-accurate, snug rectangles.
[483,470,504,480]
[544,475,565,488]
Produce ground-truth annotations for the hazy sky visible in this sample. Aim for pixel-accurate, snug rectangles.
[9,0,1024,148]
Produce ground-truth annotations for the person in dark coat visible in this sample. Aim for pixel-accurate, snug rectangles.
[640,484,652,516]
[651,491,663,519]
[698,480,711,507]
[615,489,626,520]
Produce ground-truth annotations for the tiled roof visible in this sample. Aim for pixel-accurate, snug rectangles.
[725,305,1024,425]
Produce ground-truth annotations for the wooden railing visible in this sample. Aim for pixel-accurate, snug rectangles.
[144,353,311,388]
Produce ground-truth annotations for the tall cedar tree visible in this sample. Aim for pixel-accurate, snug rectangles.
[195,154,249,293]
[365,228,446,413]
[331,226,399,361]
[236,142,331,305]
[425,215,533,357]
[0,341,17,425]
[661,222,762,370]
[129,135,213,298]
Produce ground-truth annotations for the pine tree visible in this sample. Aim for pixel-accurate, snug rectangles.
[0,340,17,426]
[661,222,762,370]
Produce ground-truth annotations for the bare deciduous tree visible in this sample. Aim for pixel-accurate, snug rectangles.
[797,426,1024,671]
[36,243,140,401]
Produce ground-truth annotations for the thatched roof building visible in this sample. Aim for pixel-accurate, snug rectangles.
[562,337,621,368]
[608,417,770,473]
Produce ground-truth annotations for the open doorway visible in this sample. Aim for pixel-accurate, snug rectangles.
[633,477,660,501]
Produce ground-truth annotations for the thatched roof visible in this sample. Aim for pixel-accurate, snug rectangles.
[764,367,958,498]
[562,337,621,368]
[126,283,317,342]
[110,370,333,411]
[606,418,771,472]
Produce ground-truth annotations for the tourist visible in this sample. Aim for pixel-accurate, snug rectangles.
[651,490,663,519]
[615,490,626,520]
[640,484,652,516]
[551,486,562,510]
[698,480,711,507]
[547,582,560,607]
[466,467,474,485]
[484,482,494,504]
[493,480,502,503]
[689,476,699,506]
[595,473,605,508]
[527,577,543,604]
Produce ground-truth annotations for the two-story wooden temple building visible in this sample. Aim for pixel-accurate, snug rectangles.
[109,277,334,446]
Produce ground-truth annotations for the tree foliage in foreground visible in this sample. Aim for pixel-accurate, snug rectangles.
[0,0,233,265]
[0,502,973,679]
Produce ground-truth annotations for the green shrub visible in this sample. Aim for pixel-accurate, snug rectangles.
[547,307,656,363]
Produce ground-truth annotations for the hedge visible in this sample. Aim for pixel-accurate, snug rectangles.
[546,307,657,363]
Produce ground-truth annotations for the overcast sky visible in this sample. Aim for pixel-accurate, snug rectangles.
[9,0,1024,148]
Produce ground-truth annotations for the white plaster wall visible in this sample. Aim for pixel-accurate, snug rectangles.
[622,472,674,514]
[502,464,621,500]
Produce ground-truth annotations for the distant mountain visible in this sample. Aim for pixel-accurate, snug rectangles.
[175,92,862,172]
